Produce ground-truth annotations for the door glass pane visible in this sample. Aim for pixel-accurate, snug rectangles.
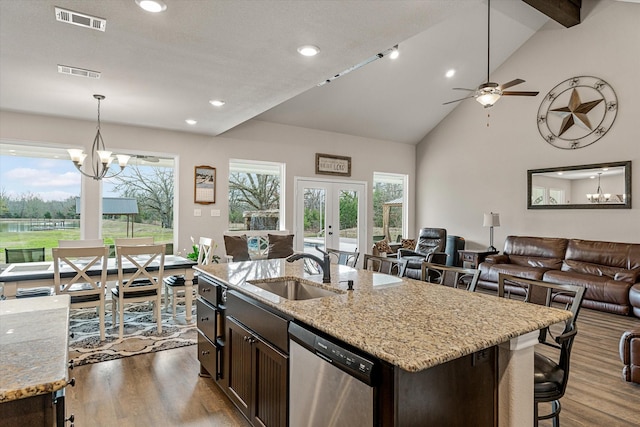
[338,190,358,252]
[303,187,325,253]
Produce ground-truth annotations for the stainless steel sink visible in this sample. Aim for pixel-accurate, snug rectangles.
[248,279,342,300]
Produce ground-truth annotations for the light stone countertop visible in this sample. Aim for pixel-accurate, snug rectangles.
[196,259,572,372]
[0,295,70,402]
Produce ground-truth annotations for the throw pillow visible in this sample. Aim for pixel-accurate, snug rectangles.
[401,239,416,250]
[374,239,391,254]
[267,234,294,259]
[223,234,251,262]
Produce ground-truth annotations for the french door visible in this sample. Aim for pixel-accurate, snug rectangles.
[294,177,367,259]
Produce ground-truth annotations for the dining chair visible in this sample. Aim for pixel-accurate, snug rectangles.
[58,239,104,248]
[5,247,45,263]
[164,237,214,318]
[4,247,53,298]
[420,262,480,292]
[362,254,407,277]
[53,245,109,340]
[326,248,360,267]
[114,237,154,246]
[112,244,165,339]
[497,273,585,427]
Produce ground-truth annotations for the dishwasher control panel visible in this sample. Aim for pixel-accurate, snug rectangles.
[289,322,377,385]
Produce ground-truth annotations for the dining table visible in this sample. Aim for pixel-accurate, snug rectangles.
[0,255,198,322]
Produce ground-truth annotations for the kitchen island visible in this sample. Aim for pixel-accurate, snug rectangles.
[196,259,571,427]
[0,295,71,426]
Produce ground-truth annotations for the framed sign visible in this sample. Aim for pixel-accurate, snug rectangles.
[194,165,216,204]
[315,153,351,177]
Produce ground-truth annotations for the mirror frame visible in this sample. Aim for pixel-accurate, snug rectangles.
[527,161,632,209]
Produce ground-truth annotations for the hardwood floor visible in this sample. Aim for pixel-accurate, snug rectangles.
[66,346,249,426]
[537,307,640,427]
[67,307,640,426]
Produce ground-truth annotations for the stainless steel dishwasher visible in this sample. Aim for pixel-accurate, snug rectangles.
[289,322,377,427]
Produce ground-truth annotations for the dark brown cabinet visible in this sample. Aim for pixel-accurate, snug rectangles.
[224,291,289,427]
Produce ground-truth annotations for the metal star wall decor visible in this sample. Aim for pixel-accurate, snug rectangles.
[537,76,617,149]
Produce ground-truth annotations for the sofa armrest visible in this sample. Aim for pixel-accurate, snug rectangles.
[485,254,509,264]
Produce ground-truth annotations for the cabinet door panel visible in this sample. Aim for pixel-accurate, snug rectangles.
[225,317,252,418]
[253,339,288,427]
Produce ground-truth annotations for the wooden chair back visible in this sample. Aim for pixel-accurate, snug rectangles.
[421,262,480,292]
[58,239,104,248]
[197,236,215,265]
[116,244,165,295]
[53,246,109,298]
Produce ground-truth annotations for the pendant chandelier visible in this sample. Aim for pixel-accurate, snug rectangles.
[586,172,611,203]
[67,94,129,180]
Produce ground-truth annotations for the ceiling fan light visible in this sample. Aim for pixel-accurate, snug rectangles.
[476,92,501,108]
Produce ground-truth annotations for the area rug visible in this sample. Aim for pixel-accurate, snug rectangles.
[69,301,197,366]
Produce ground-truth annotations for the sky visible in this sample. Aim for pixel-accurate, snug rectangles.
[0,155,119,201]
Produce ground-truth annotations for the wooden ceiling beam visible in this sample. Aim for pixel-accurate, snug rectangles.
[522,0,581,28]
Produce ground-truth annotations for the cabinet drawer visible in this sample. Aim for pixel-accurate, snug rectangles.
[198,331,221,380]
[462,253,475,262]
[227,291,289,354]
[197,299,217,340]
[198,276,223,306]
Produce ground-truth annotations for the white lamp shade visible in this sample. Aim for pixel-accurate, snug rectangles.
[483,212,500,227]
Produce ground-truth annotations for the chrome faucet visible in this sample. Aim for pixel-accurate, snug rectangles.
[286,246,331,283]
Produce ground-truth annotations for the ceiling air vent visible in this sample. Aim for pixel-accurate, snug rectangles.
[58,65,101,79]
[55,7,106,32]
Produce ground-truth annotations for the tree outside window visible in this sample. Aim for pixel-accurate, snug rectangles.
[229,160,283,231]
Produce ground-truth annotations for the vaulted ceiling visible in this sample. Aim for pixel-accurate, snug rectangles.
[0,1,582,145]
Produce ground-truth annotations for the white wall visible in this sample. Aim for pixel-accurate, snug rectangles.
[415,0,640,250]
[0,112,415,260]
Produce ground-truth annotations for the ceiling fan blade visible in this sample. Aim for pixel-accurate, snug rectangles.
[443,95,474,105]
[502,91,540,96]
[452,87,475,91]
[498,79,525,90]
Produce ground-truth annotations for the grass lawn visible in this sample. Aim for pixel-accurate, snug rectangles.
[0,219,173,263]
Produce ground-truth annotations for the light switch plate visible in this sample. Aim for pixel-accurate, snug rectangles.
[194,209,202,217]
[211,209,220,217]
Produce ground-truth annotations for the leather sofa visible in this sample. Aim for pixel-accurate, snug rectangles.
[478,236,640,316]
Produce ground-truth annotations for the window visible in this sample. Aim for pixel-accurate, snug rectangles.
[373,172,407,243]
[229,159,284,231]
[101,155,175,250]
[0,142,81,262]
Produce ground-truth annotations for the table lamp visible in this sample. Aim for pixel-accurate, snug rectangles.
[483,212,500,252]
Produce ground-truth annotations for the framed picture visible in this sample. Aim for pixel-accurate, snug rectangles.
[194,165,216,204]
[315,153,351,177]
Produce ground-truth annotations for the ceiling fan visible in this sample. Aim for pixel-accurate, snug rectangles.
[444,0,539,108]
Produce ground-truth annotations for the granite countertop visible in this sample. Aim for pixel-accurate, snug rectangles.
[196,259,572,372]
[0,295,70,402]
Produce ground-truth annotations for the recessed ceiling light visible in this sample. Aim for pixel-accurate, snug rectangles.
[557,172,563,175]
[209,100,225,107]
[389,45,399,60]
[445,69,456,78]
[297,45,320,57]
[185,119,197,125]
[135,0,167,13]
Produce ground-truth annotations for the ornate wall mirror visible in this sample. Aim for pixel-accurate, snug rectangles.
[527,161,631,209]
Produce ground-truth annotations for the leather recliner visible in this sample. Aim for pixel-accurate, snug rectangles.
[398,228,447,280]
